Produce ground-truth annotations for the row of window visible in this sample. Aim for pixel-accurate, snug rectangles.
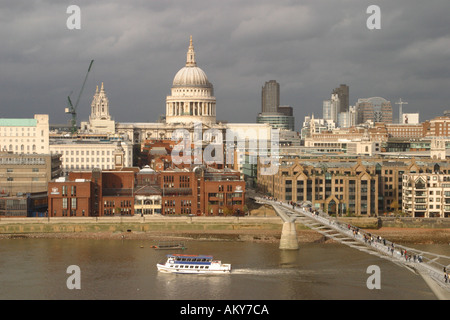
[0,144,38,152]
[218,185,234,192]
[63,164,113,170]
[56,150,112,156]
[5,168,40,172]
[3,177,40,181]
[168,265,210,270]
[62,198,77,209]
[63,157,112,163]
[208,193,243,198]
[59,209,86,216]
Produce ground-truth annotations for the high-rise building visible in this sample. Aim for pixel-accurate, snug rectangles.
[356,97,393,124]
[277,105,293,116]
[257,81,295,131]
[333,84,349,113]
[323,85,349,127]
[261,80,280,114]
[323,93,340,123]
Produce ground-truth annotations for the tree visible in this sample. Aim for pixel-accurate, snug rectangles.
[223,206,233,216]
[390,200,400,214]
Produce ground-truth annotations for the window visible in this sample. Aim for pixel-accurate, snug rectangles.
[62,198,68,209]
[71,198,77,209]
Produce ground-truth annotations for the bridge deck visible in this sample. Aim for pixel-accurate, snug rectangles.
[255,197,450,298]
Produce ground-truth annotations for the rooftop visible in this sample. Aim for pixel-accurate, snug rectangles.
[0,118,37,127]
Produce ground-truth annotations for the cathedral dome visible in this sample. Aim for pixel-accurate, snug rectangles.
[173,66,211,87]
[165,36,216,125]
[172,36,212,88]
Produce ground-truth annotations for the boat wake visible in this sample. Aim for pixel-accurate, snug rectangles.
[231,268,313,276]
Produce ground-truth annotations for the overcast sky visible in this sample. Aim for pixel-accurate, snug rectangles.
[1,0,449,130]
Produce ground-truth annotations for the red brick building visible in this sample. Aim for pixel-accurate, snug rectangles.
[48,169,137,217]
[48,166,245,217]
[48,177,93,217]
[160,167,245,216]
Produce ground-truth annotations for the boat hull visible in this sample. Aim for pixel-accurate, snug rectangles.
[157,263,231,274]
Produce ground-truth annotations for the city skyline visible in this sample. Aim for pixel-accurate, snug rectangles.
[1,0,449,127]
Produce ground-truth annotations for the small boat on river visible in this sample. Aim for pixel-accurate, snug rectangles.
[157,254,231,274]
[151,241,186,250]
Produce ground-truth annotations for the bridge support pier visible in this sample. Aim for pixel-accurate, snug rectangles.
[279,221,299,250]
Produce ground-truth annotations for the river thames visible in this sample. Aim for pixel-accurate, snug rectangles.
[1,238,448,301]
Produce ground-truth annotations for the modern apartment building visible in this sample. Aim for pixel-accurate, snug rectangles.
[402,171,450,218]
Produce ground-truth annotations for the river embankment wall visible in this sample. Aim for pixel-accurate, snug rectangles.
[1,216,449,234]
[0,216,448,244]
[379,217,450,229]
[0,216,288,235]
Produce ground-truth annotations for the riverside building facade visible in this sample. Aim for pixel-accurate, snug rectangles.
[48,165,245,217]
[257,156,450,217]
[402,170,450,218]
[160,166,245,216]
[48,169,137,217]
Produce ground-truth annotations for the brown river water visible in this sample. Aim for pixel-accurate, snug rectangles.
[1,238,448,301]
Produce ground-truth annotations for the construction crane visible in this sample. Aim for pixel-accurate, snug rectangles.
[65,60,94,134]
[395,98,408,124]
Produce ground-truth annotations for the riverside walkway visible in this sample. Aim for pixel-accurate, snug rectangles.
[255,197,450,299]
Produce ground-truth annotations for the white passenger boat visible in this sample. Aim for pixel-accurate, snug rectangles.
[157,254,231,274]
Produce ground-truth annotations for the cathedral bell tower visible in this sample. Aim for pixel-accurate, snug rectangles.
[90,82,111,121]
[82,82,116,134]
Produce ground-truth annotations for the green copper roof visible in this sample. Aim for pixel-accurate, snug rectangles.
[0,118,37,127]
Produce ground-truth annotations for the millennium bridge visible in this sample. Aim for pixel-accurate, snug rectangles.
[254,196,450,300]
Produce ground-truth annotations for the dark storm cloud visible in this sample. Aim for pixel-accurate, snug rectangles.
[0,0,449,128]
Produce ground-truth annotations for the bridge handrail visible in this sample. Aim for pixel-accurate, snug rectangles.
[255,196,450,290]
